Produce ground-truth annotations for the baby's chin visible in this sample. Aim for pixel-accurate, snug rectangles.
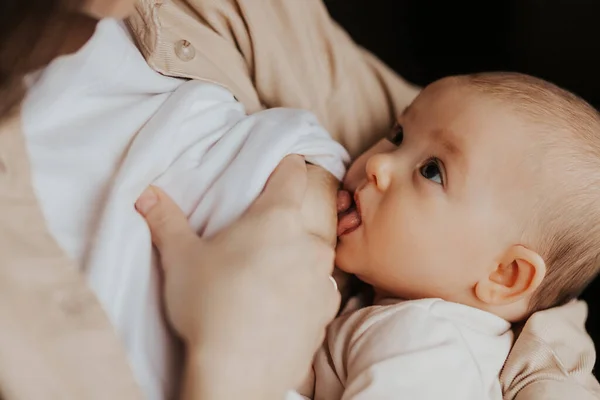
[334,259,412,301]
[334,248,361,275]
[335,243,388,288]
[335,234,366,265]
[334,255,375,287]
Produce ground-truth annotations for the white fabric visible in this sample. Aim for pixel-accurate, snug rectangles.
[308,298,513,400]
[22,19,349,400]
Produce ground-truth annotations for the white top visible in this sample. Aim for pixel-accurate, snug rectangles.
[22,19,349,400]
[290,297,513,400]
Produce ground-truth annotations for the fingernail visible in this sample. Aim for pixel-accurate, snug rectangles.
[329,276,338,292]
[136,187,158,215]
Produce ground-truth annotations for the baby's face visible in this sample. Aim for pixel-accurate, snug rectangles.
[336,78,540,301]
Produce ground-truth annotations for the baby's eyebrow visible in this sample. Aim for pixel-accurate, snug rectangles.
[432,128,464,160]
[432,129,468,185]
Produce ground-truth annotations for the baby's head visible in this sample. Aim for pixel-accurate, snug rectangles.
[336,72,600,321]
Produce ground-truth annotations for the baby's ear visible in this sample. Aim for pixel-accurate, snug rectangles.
[475,245,546,306]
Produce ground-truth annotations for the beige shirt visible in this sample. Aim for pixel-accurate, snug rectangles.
[0,0,598,398]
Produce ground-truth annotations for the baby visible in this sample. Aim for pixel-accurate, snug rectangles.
[296,72,600,400]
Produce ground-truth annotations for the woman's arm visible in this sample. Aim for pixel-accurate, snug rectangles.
[190,0,421,157]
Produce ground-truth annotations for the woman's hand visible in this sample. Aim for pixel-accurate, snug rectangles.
[300,164,340,246]
[299,165,354,302]
[135,155,340,400]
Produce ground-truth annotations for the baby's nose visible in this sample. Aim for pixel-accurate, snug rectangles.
[366,154,393,192]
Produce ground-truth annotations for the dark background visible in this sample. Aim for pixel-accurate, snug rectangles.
[326,0,600,375]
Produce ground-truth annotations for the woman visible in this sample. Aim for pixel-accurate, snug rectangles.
[0,0,598,399]
[1,1,338,399]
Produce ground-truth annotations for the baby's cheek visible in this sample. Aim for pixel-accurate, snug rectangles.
[370,218,420,272]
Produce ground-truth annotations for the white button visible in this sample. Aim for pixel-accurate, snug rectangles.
[174,40,196,62]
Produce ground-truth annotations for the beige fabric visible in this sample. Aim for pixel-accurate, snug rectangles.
[0,0,597,398]
[501,301,600,400]
[0,110,142,399]
[128,0,421,158]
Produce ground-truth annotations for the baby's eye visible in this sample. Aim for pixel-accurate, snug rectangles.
[387,123,403,146]
[420,158,444,185]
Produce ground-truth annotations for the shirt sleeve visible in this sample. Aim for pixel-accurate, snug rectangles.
[335,305,484,400]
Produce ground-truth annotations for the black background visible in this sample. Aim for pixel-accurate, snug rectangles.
[326,0,600,375]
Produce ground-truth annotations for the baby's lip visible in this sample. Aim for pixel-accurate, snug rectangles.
[354,190,362,220]
[337,190,363,237]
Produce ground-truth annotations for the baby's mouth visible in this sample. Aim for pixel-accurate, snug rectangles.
[337,192,362,237]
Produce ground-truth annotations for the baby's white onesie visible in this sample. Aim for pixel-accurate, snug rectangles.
[290,297,512,400]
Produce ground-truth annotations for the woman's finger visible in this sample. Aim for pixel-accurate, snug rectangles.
[254,155,308,211]
[135,186,196,253]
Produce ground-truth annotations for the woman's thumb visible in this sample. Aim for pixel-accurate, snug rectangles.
[135,186,196,253]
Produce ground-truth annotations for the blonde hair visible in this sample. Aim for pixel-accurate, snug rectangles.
[463,72,600,313]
